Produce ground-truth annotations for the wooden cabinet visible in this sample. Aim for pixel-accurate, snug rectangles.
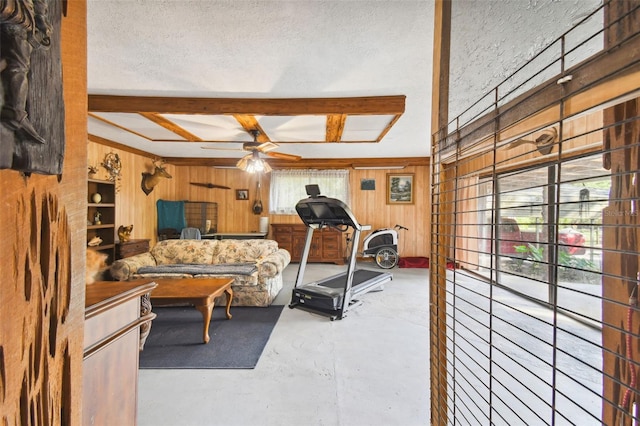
[87,179,116,264]
[116,239,150,259]
[271,223,345,264]
[83,280,157,426]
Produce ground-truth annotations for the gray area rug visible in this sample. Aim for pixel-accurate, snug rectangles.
[139,305,284,369]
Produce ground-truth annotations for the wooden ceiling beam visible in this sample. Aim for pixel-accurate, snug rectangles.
[88,95,406,115]
[163,156,429,169]
[232,114,270,142]
[326,114,346,142]
[89,112,152,141]
[89,133,429,168]
[377,113,403,142]
[88,134,157,158]
[138,112,203,141]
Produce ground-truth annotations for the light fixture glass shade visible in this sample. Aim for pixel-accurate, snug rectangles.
[246,160,262,174]
[244,151,272,173]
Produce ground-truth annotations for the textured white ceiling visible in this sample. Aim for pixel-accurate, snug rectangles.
[87,1,605,162]
[87,1,434,160]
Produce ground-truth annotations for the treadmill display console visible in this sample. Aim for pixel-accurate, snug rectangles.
[295,197,361,229]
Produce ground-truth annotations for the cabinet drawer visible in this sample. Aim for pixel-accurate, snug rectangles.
[116,239,150,259]
[272,225,294,233]
[271,223,344,265]
[322,250,340,259]
[323,241,340,251]
[274,233,292,243]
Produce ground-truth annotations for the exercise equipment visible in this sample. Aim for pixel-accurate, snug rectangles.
[289,185,392,320]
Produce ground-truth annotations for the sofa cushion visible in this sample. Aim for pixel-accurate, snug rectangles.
[137,263,258,276]
[212,239,279,264]
[110,252,156,281]
[150,239,220,265]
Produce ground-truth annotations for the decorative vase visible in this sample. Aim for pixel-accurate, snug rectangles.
[92,193,102,203]
[259,216,269,233]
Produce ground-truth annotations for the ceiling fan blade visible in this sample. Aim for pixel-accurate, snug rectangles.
[266,151,302,161]
[256,141,279,152]
[200,146,244,151]
[236,154,251,170]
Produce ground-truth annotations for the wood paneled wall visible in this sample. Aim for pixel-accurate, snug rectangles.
[88,143,430,258]
[270,167,430,257]
[87,143,173,246]
[1,2,87,423]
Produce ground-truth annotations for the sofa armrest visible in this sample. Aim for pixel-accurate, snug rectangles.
[257,248,291,278]
[110,252,157,281]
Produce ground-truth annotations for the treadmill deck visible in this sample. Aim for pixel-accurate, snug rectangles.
[290,269,392,314]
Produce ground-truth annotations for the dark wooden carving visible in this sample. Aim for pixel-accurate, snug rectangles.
[139,293,153,350]
[0,190,73,424]
[0,0,65,175]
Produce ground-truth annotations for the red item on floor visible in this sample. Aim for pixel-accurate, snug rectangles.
[398,257,429,268]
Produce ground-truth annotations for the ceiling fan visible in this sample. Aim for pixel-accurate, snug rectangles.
[201,129,302,173]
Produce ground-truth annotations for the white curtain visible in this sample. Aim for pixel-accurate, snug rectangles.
[269,169,350,214]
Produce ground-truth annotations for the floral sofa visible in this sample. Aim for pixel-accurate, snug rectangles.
[109,239,291,307]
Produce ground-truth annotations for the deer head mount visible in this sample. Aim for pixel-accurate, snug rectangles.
[141,160,172,195]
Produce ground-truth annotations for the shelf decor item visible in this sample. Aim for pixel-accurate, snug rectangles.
[101,152,122,191]
[118,225,133,242]
[87,178,116,263]
[87,236,102,247]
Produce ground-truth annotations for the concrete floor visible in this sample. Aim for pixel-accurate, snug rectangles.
[137,262,431,426]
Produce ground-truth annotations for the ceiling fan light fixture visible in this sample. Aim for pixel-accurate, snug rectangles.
[245,151,272,174]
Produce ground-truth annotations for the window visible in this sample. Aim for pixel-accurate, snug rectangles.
[430,3,639,423]
[269,169,350,214]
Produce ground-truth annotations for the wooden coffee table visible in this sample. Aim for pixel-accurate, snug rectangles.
[149,278,234,344]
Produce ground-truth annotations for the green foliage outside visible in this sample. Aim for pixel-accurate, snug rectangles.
[509,243,598,282]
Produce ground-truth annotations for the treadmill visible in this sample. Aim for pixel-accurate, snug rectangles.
[289,185,392,320]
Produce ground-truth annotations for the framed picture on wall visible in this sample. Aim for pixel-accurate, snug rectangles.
[236,189,249,200]
[360,178,376,190]
[387,173,414,204]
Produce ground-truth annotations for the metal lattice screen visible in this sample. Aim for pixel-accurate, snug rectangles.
[430,3,640,425]
[184,201,218,234]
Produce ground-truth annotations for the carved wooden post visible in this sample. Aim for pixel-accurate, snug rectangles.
[0,1,86,423]
[601,4,640,423]
[602,96,640,424]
